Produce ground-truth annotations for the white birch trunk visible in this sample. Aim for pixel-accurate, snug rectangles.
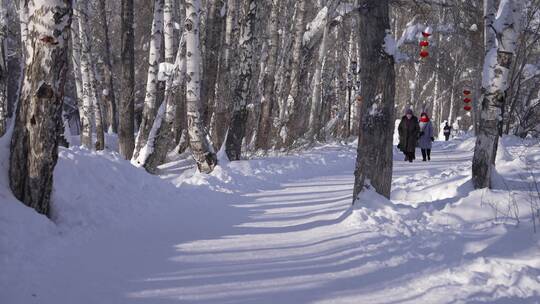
[185,0,217,173]
[132,0,164,163]
[164,0,175,63]
[78,1,104,150]
[307,4,336,140]
[73,6,93,149]
[9,0,72,216]
[472,0,523,189]
[141,12,182,172]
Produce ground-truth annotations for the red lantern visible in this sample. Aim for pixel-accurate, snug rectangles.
[463,89,471,95]
[422,32,431,38]
[464,105,472,111]
[420,50,429,58]
[463,98,472,103]
[419,41,429,47]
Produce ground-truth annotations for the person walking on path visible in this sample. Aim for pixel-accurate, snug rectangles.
[418,112,434,161]
[398,109,420,163]
[443,122,452,141]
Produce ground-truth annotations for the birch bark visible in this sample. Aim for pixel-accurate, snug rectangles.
[472,0,523,189]
[9,0,73,216]
[132,0,164,163]
[185,0,217,173]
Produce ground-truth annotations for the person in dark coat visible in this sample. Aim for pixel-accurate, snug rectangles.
[398,109,420,162]
[443,122,452,141]
[418,112,434,161]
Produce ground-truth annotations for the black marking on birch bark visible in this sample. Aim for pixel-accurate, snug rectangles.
[36,83,54,98]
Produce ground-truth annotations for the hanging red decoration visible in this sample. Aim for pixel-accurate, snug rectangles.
[463,98,472,103]
[420,50,429,58]
[464,105,472,111]
[419,41,429,47]
[463,89,471,95]
[422,32,431,38]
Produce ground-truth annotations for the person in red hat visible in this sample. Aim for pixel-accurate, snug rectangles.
[398,109,420,162]
[418,112,434,161]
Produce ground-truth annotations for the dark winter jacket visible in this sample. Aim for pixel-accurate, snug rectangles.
[398,116,420,153]
[443,125,452,135]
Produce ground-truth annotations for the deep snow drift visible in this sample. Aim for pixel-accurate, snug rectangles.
[1,133,539,303]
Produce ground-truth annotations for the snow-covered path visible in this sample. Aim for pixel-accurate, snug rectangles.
[1,138,540,303]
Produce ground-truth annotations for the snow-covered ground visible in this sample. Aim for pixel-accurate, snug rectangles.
[1,133,540,303]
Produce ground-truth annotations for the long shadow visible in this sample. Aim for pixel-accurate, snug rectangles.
[126,216,512,304]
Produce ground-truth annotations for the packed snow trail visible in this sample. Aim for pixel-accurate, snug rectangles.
[1,136,539,303]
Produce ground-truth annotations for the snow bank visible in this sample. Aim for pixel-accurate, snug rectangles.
[52,146,178,230]
[0,129,59,288]
[350,188,417,237]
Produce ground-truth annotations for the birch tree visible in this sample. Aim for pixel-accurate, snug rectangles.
[164,0,175,63]
[72,6,92,148]
[353,0,396,200]
[78,0,105,150]
[185,0,217,173]
[224,0,257,160]
[9,0,72,216]
[0,0,7,137]
[119,0,135,159]
[307,1,339,141]
[472,0,523,188]
[142,0,180,172]
[132,0,164,164]
[142,36,185,172]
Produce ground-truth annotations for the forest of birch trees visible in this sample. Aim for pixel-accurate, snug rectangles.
[0,0,539,215]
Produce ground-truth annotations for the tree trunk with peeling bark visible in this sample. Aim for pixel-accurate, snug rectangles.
[281,0,306,146]
[9,0,72,216]
[185,0,217,173]
[353,0,395,201]
[472,0,522,189]
[119,0,135,159]
[0,0,7,137]
[211,0,238,150]
[225,0,257,161]
[255,0,279,150]
[78,0,104,150]
[202,0,224,126]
